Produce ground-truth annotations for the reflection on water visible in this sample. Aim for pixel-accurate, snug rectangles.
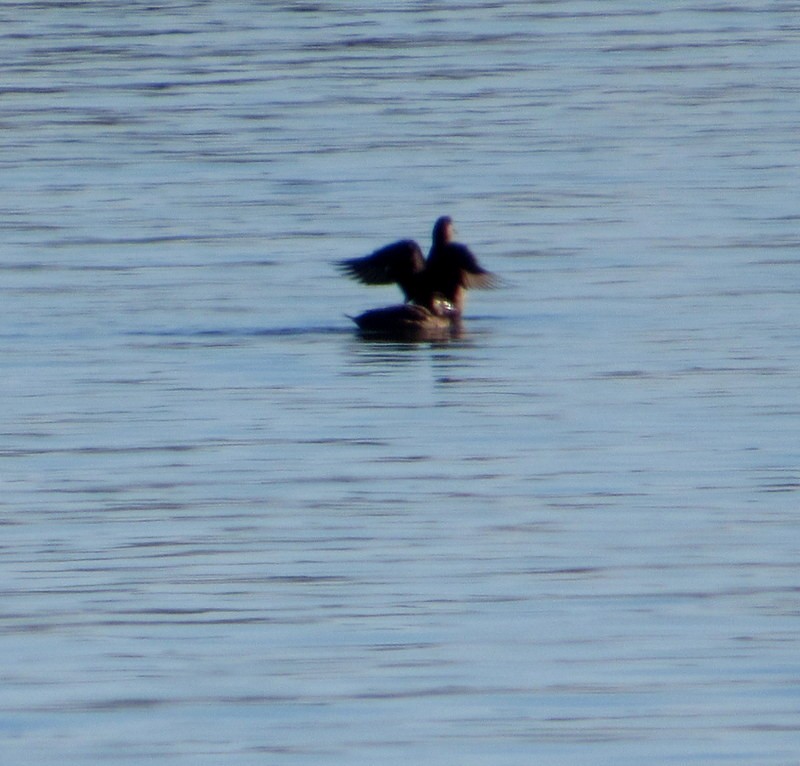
[2,2,800,765]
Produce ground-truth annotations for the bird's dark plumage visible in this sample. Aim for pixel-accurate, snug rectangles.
[337,216,497,316]
[337,240,425,302]
[350,295,461,339]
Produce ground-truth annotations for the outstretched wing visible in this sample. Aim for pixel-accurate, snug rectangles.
[337,240,425,289]
[450,244,500,289]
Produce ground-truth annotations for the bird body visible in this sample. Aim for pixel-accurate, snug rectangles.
[349,297,460,339]
[337,216,496,317]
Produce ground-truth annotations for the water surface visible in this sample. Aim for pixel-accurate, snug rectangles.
[2,2,799,764]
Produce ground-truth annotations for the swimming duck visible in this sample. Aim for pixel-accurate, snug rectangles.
[350,295,461,339]
[337,216,497,316]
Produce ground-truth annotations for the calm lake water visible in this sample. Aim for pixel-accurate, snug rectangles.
[2,2,799,764]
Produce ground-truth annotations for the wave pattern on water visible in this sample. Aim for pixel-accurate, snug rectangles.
[2,2,800,765]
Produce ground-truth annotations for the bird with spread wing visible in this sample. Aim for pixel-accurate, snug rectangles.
[337,216,498,319]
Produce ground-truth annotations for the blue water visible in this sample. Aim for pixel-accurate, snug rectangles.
[2,3,799,764]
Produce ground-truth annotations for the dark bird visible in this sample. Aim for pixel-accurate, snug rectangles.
[337,216,497,316]
[349,295,461,340]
